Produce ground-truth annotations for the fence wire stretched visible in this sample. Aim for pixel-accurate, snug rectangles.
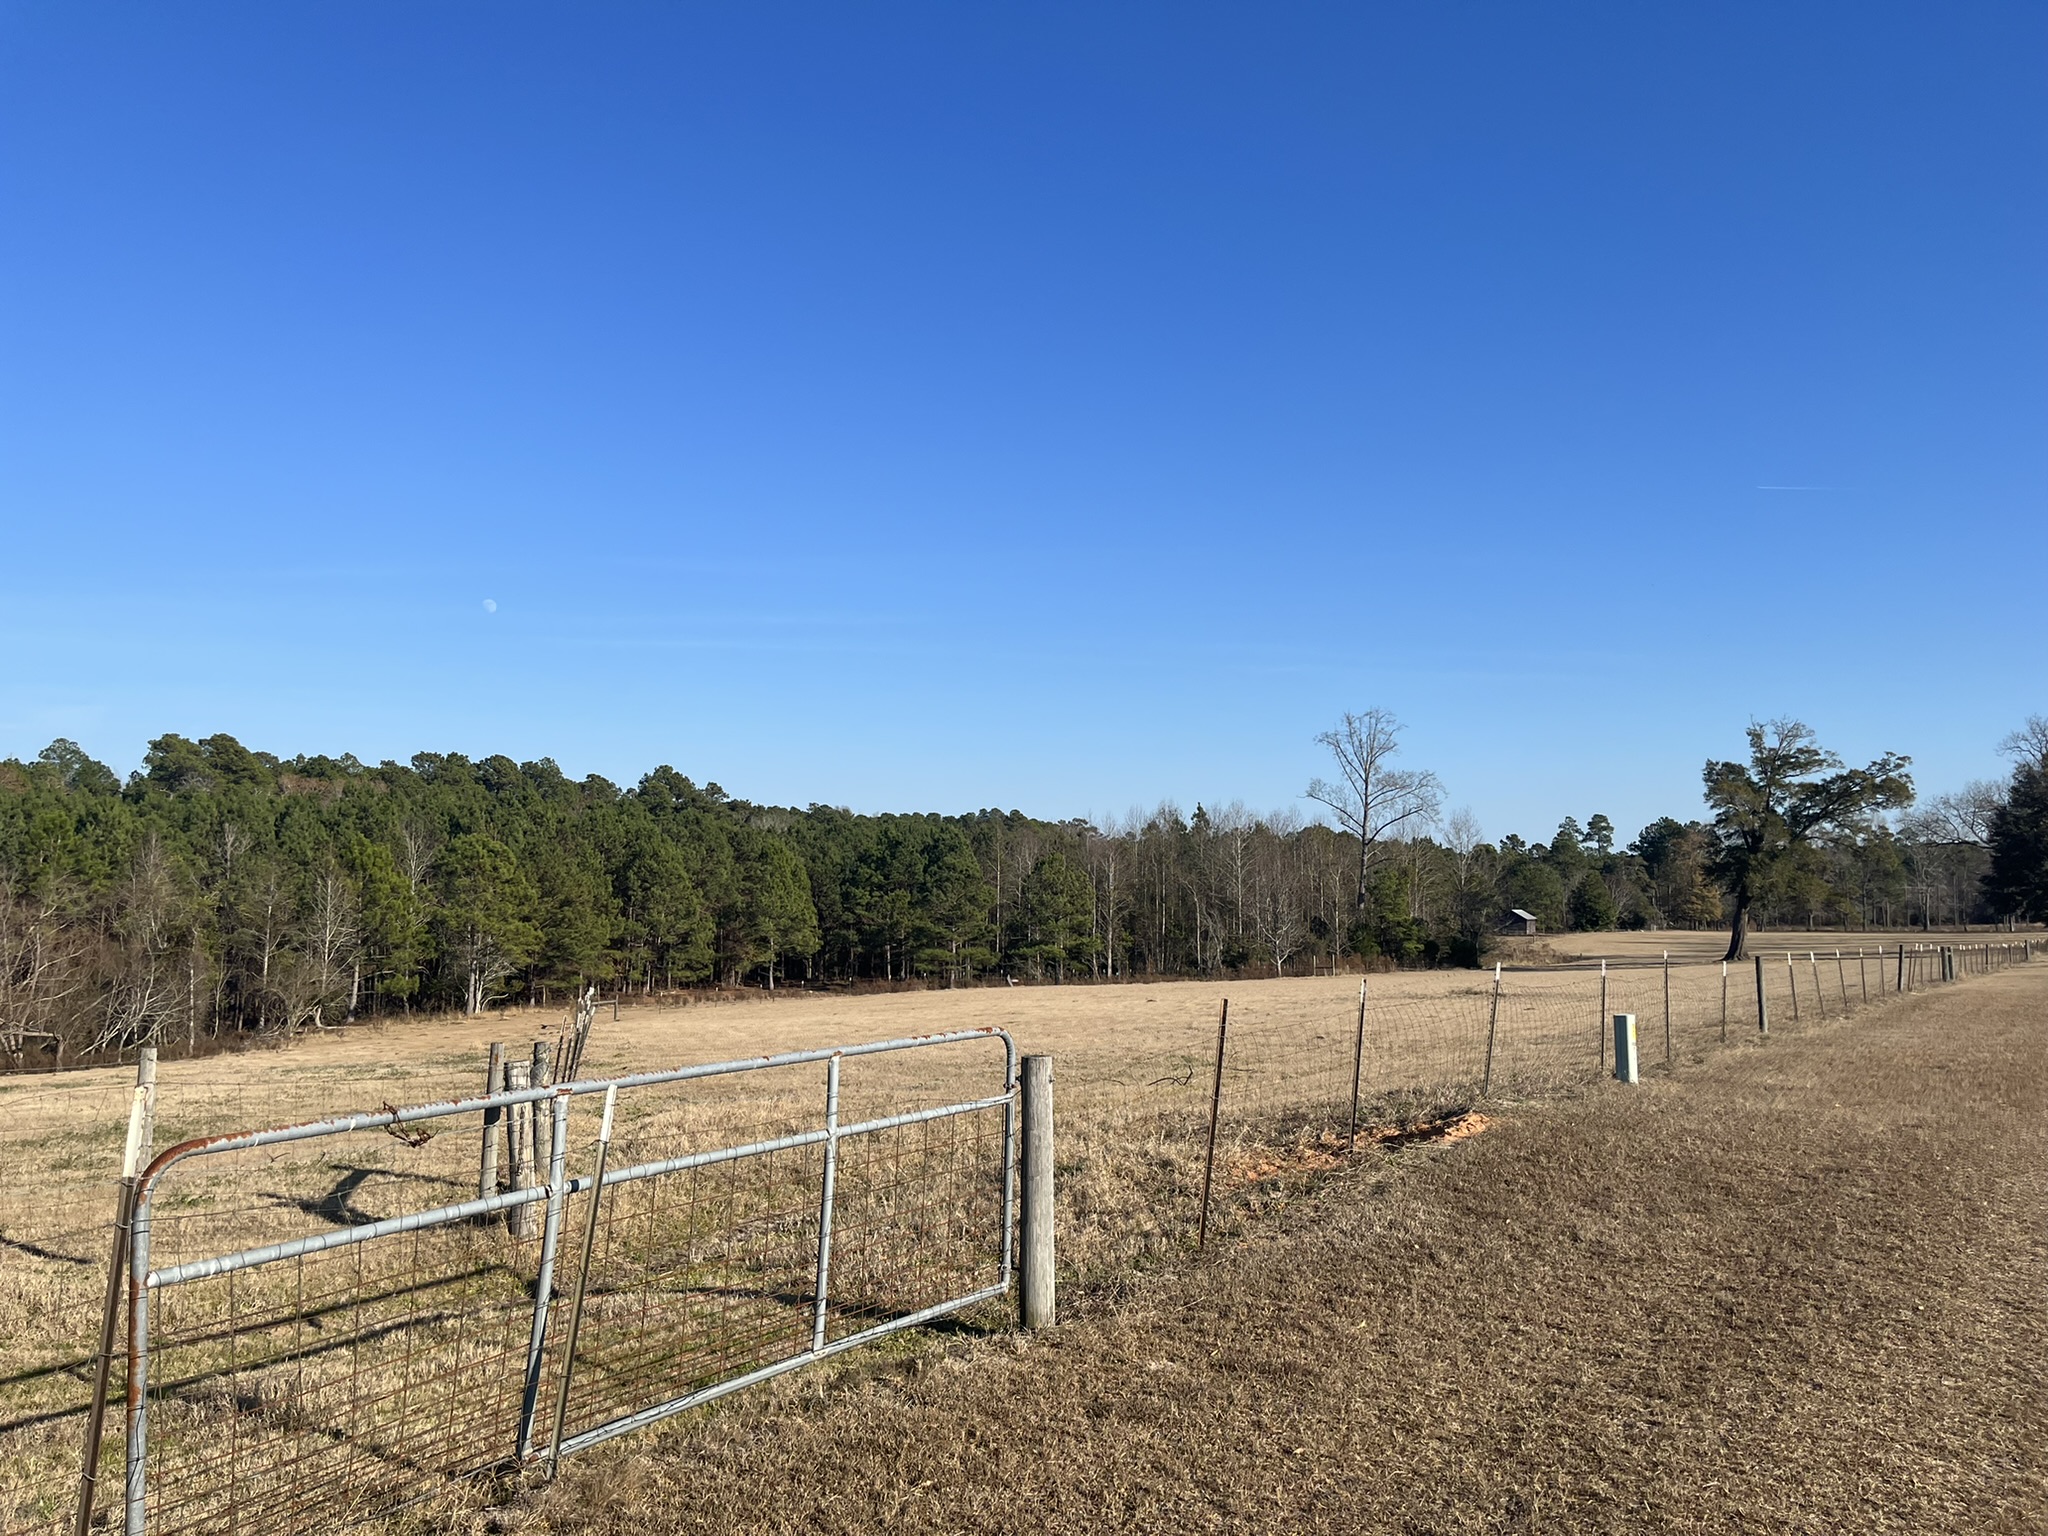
[0,940,2033,1536]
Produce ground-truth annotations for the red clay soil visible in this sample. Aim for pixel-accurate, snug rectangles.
[519,968,2048,1535]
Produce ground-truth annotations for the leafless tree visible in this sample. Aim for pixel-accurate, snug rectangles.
[92,834,190,1053]
[1903,782,2006,847]
[1306,709,1443,913]
[283,866,360,1030]
[0,876,91,1061]
[2000,715,2048,764]
[1250,808,1309,976]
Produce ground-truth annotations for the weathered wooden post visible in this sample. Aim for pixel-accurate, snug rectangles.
[1755,954,1769,1034]
[1895,943,1907,992]
[1809,951,1824,1019]
[506,1060,534,1239]
[74,1049,155,1536]
[530,1040,553,1181]
[1786,952,1800,1022]
[1719,960,1728,1043]
[480,1042,505,1199]
[1020,1055,1055,1329]
[1612,1014,1639,1085]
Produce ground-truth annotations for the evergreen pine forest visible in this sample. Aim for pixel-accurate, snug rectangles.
[0,730,2020,1066]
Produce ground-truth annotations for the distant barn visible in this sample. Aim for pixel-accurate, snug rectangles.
[1502,908,1539,937]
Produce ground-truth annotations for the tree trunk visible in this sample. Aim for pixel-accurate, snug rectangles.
[1723,893,1751,962]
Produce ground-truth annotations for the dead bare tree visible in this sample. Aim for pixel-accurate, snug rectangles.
[2000,715,2048,764]
[1250,808,1309,976]
[283,866,360,1031]
[1306,709,1443,915]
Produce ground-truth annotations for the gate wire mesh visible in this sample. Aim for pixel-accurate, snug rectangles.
[1,941,2033,1536]
[116,1030,1014,1536]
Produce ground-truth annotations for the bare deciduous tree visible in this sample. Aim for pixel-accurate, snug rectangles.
[1307,709,1443,914]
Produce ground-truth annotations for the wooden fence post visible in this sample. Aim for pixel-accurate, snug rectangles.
[507,1060,534,1239]
[1020,1056,1056,1329]
[480,1042,505,1200]
[531,1040,552,1182]
[1720,960,1728,1043]
[1755,954,1769,1034]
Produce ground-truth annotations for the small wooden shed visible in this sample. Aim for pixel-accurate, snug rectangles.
[1503,908,1539,937]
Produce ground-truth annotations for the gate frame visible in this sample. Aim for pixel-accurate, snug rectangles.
[120,1028,1017,1536]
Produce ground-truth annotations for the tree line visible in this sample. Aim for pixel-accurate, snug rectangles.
[2,713,2043,1065]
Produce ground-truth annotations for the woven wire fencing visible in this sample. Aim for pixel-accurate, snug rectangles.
[1044,940,2035,1266]
[1,940,2033,1536]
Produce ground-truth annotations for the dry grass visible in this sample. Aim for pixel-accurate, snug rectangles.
[1,935,2032,1534]
[506,962,2048,1536]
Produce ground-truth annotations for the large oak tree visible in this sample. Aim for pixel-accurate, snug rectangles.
[1703,721,1913,961]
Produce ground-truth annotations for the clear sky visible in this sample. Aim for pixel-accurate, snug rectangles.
[2,3,2042,843]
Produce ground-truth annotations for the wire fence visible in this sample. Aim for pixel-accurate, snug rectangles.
[1,939,2033,1536]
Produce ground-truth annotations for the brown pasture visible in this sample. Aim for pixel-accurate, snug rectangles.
[0,931,2024,1534]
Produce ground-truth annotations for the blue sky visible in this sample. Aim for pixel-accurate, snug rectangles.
[2,3,2042,842]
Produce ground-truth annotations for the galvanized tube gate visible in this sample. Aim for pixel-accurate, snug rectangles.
[119,1029,1017,1536]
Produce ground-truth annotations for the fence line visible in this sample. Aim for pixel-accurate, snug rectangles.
[1,939,2035,1536]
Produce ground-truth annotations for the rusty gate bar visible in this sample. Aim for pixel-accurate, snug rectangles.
[121,1027,1017,1536]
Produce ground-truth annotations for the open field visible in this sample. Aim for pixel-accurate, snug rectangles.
[521,960,2048,1536]
[2,935,2030,1534]
[1528,926,2041,964]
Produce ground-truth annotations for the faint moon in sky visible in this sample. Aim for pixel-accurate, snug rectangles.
[482,598,498,613]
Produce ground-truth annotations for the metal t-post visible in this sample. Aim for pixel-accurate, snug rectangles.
[1197,1001,1228,1250]
[1347,981,1367,1151]
[1662,951,1672,1066]
[1599,960,1609,1072]
[1481,964,1503,1095]
[76,1049,154,1536]
[548,1085,616,1480]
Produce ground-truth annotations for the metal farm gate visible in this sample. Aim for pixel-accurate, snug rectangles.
[114,1029,1017,1536]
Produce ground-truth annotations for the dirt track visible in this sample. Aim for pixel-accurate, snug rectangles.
[522,963,2048,1534]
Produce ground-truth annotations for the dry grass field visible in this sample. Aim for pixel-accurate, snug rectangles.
[1,931,2032,1535]
[515,960,2048,1536]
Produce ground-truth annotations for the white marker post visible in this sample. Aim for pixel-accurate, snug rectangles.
[1612,1013,1639,1085]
